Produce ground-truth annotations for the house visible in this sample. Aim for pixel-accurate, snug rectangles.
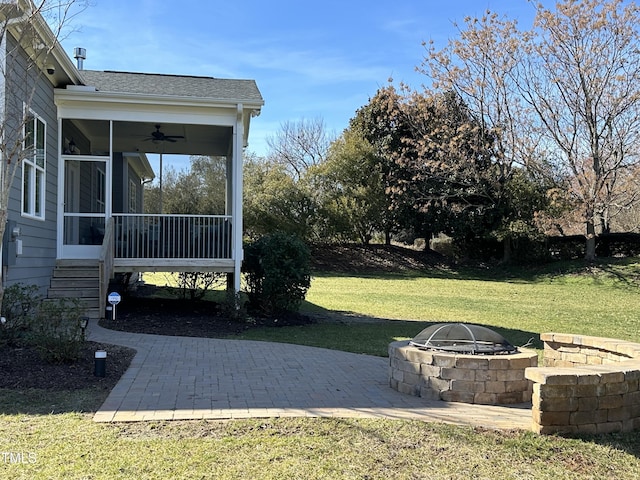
[0,1,264,317]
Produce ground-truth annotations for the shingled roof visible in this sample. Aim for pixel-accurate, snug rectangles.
[80,70,264,105]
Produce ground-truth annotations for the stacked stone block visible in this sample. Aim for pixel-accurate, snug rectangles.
[389,340,538,405]
[525,333,640,434]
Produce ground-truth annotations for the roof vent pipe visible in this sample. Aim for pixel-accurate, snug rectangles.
[74,47,86,70]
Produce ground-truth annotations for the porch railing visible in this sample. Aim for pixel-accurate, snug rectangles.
[112,214,233,260]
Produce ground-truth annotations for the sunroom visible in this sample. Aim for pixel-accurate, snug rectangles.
[53,70,263,308]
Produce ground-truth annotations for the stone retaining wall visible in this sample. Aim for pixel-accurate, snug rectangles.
[525,333,640,434]
[389,340,538,405]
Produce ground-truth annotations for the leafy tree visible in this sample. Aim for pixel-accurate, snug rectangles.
[494,169,551,261]
[351,86,425,244]
[189,155,227,214]
[158,167,201,214]
[144,156,227,215]
[359,86,514,250]
[309,128,390,245]
[243,157,319,240]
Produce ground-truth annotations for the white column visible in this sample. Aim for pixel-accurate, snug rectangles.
[232,104,244,293]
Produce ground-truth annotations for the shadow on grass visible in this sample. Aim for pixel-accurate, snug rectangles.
[238,302,543,357]
[312,255,640,287]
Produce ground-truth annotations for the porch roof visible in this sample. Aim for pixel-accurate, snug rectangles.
[79,70,264,106]
[55,70,264,155]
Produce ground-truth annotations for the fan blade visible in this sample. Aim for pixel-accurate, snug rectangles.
[165,135,184,140]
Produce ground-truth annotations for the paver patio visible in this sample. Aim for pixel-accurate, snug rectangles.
[88,320,532,429]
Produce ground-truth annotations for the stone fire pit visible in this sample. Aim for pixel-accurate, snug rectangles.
[389,323,538,405]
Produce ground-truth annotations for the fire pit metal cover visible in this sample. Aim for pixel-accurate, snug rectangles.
[409,323,518,355]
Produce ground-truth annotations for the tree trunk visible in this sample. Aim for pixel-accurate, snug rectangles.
[502,237,512,264]
[585,219,597,261]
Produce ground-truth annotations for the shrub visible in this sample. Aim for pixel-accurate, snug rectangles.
[172,272,226,300]
[220,290,251,323]
[243,232,311,314]
[28,298,86,364]
[0,283,41,346]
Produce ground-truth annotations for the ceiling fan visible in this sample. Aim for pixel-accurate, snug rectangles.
[145,124,184,143]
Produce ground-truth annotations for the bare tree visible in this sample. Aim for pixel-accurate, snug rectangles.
[0,0,86,308]
[426,0,640,260]
[266,117,333,181]
[425,11,532,174]
[521,0,640,259]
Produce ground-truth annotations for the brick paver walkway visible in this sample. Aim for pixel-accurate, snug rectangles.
[88,320,532,429]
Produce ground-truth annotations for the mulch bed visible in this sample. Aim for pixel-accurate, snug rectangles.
[102,294,315,338]
[0,341,135,391]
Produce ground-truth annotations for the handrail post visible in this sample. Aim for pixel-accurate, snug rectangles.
[98,217,115,317]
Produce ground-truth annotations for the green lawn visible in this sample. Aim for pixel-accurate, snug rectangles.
[3,258,640,478]
[235,258,640,355]
[1,414,639,479]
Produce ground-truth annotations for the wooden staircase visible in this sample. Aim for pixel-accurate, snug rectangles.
[47,260,102,319]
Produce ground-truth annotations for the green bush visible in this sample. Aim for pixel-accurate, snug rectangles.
[28,298,86,364]
[243,233,311,314]
[0,283,41,347]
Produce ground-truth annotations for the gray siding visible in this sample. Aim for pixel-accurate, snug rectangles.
[112,153,144,214]
[3,34,59,295]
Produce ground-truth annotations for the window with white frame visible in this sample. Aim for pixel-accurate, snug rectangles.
[93,166,105,213]
[22,108,46,219]
[129,179,137,213]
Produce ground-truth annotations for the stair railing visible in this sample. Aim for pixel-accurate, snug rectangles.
[98,217,115,317]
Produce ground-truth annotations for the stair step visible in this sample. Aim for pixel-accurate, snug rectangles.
[41,301,101,320]
[52,269,99,279]
[55,259,99,268]
[47,288,100,298]
[50,278,98,288]
[47,260,103,320]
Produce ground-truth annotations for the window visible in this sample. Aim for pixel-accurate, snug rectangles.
[93,166,105,213]
[22,109,46,219]
[129,179,137,213]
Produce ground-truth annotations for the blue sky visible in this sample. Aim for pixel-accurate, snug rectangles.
[60,0,538,163]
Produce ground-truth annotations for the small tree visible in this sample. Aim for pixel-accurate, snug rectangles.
[310,128,392,245]
[0,0,87,311]
[172,271,225,301]
[242,233,311,314]
[243,157,319,241]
